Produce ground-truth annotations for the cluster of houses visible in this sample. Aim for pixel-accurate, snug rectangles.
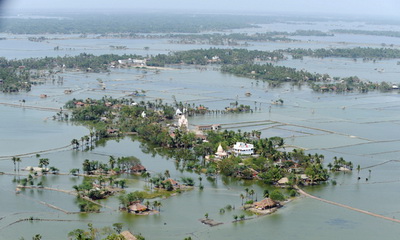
[211,142,255,160]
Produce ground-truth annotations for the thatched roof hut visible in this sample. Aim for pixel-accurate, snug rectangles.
[129,203,147,213]
[120,231,137,240]
[277,177,289,185]
[253,198,277,210]
[162,178,179,186]
[131,164,146,173]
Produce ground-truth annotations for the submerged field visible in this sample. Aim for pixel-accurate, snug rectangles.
[1,16,400,239]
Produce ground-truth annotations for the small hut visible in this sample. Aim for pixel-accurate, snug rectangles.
[162,178,179,187]
[131,164,146,173]
[129,202,148,213]
[120,231,137,240]
[253,198,277,210]
[277,177,289,186]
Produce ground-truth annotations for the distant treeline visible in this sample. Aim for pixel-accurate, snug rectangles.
[98,30,331,43]
[0,13,354,35]
[2,47,399,93]
[0,14,264,34]
[0,53,142,92]
[146,48,284,66]
[220,63,324,83]
[285,47,400,60]
[0,53,142,71]
[332,29,400,38]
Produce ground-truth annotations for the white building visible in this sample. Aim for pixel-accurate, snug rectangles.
[215,144,228,159]
[178,115,188,129]
[175,109,183,115]
[232,142,254,155]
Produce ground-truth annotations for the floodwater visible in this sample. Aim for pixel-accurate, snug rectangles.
[1,19,400,239]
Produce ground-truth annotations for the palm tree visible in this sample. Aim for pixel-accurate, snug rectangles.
[240,193,245,205]
[249,189,255,201]
[71,139,79,150]
[11,156,17,172]
[261,188,269,199]
[244,188,249,199]
[108,176,116,187]
[70,168,80,176]
[97,176,105,189]
[119,179,127,189]
[327,163,333,171]
[49,166,59,174]
[80,137,85,150]
[152,201,158,211]
[16,157,21,172]
[83,159,91,174]
[109,156,116,169]
[39,158,49,169]
[89,131,95,146]
[72,185,80,194]
[32,234,42,240]
[164,170,170,178]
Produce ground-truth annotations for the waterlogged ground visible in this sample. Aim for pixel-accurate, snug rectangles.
[1,19,400,239]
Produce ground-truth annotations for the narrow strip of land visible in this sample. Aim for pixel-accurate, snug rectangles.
[19,186,116,211]
[0,144,72,160]
[0,102,68,112]
[296,186,400,224]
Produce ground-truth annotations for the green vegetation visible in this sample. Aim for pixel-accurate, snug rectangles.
[146,48,284,66]
[67,223,144,240]
[3,47,397,94]
[0,53,142,72]
[0,67,31,92]
[95,30,332,46]
[286,47,400,60]
[332,29,400,39]
[76,198,101,213]
[80,156,142,175]
[269,190,286,201]
[221,63,323,83]
[221,61,396,93]
[309,76,394,93]
[1,14,259,34]
[327,156,353,171]
[67,98,331,187]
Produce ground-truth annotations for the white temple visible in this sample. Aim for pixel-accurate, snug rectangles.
[175,109,182,115]
[215,144,228,159]
[178,115,188,129]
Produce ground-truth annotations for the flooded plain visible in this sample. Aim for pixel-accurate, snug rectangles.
[1,19,400,239]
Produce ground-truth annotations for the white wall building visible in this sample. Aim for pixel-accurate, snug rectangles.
[232,142,254,155]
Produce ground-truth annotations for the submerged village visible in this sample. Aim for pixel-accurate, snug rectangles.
[4,53,354,239]
[2,10,400,240]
